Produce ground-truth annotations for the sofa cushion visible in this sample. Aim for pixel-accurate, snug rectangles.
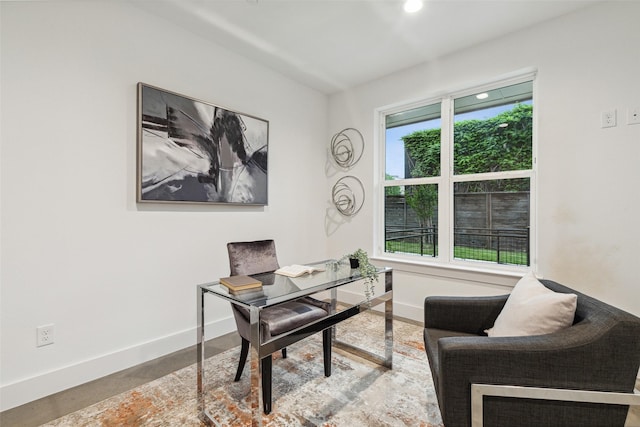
[486,272,577,337]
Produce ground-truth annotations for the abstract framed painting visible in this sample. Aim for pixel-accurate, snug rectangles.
[136,83,268,205]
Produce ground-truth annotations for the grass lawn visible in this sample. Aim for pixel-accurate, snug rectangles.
[385,240,528,266]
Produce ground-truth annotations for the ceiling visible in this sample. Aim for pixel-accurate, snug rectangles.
[131,0,599,94]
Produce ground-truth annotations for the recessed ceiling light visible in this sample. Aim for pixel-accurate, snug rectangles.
[476,93,489,100]
[404,0,423,13]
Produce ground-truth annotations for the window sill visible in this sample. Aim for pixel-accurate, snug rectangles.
[371,255,526,288]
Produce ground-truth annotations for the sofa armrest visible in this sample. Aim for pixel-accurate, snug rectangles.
[424,294,508,335]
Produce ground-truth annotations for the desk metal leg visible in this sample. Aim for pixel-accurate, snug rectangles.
[330,288,338,313]
[330,288,338,341]
[332,271,393,369]
[197,286,215,426]
[249,306,263,427]
[197,287,262,426]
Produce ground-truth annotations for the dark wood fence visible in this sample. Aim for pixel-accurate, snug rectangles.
[385,192,530,265]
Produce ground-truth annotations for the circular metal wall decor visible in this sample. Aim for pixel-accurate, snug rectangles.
[330,128,364,169]
[332,175,365,217]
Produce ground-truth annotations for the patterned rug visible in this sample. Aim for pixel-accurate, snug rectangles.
[41,312,443,426]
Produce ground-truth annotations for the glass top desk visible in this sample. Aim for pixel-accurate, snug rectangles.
[196,260,393,427]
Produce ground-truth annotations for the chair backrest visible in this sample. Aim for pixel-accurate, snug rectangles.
[227,240,280,276]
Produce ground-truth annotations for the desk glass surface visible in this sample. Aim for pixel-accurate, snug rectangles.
[201,260,373,307]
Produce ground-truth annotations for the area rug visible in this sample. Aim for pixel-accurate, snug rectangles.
[41,312,443,426]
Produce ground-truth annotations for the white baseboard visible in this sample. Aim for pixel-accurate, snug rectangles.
[0,316,236,412]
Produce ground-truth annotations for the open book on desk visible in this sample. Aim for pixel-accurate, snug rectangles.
[275,264,325,278]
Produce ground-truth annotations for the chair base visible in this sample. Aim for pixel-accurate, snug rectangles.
[234,329,332,414]
[234,339,288,382]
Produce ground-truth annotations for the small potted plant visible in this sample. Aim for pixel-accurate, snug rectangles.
[341,248,379,301]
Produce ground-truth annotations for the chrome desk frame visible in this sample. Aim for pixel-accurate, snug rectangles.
[197,264,393,427]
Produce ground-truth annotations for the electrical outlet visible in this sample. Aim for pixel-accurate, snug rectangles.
[628,107,640,125]
[601,109,617,128]
[37,324,55,347]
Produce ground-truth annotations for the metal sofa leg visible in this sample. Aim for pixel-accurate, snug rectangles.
[470,383,640,427]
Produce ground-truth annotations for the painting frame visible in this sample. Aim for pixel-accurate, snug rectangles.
[136,83,269,205]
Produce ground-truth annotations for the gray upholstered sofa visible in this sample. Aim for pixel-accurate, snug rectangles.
[423,279,640,427]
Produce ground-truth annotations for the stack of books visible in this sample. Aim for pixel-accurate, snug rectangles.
[219,275,264,298]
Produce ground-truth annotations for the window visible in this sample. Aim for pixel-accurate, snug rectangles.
[379,75,535,269]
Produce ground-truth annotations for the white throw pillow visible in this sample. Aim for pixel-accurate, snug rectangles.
[485,272,577,337]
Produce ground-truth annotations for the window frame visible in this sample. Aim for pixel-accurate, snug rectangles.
[374,71,537,274]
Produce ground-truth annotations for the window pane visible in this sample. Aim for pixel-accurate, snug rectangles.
[453,179,530,265]
[385,184,438,257]
[385,103,441,180]
[453,81,532,175]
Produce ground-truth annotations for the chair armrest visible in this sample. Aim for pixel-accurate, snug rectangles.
[424,294,508,334]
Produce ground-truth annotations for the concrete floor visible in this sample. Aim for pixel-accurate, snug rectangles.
[1,331,638,427]
[0,332,240,427]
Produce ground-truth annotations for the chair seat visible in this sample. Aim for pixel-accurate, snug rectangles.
[262,300,328,338]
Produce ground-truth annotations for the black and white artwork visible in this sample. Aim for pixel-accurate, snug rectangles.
[137,83,268,205]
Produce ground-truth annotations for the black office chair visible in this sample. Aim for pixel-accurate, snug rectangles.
[226,240,332,414]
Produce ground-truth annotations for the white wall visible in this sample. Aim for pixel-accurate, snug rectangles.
[327,2,640,319]
[0,1,329,410]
